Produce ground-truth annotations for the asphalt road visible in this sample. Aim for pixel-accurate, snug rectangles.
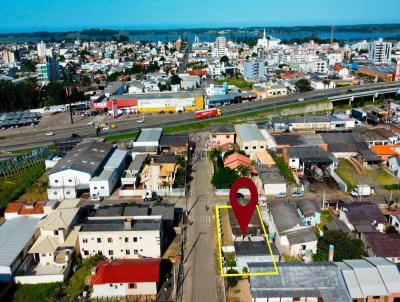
[1,81,399,151]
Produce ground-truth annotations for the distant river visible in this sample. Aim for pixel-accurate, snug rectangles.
[128,31,400,42]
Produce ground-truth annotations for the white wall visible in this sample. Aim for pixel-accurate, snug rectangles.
[263,183,287,196]
[91,282,157,298]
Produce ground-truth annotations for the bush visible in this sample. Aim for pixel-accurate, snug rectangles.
[226,269,241,288]
[384,183,400,190]
[13,283,62,302]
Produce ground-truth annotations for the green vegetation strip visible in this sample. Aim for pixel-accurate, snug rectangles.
[275,157,296,184]
[103,131,139,142]
[0,164,45,211]
[165,98,330,134]
[13,283,62,302]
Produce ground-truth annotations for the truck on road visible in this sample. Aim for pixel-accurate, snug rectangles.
[194,108,221,119]
[351,184,374,197]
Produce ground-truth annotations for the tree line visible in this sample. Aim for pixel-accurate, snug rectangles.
[0,79,86,113]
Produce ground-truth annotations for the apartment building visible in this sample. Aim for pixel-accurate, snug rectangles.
[368,39,392,64]
[79,218,162,260]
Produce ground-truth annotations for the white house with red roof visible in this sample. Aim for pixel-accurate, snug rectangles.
[90,258,161,299]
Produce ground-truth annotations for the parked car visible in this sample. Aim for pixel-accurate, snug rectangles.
[45,131,55,136]
[291,191,304,197]
[276,192,287,198]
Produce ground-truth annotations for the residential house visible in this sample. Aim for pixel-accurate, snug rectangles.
[90,258,161,299]
[336,258,400,301]
[209,123,235,149]
[296,199,321,226]
[140,156,179,192]
[234,241,280,271]
[16,206,80,284]
[4,201,45,220]
[354,127,400,147]
[371,144,400,163]
[339,202,387,233]
[234,124,266,159]
[266,201,318,256]
[159,134,189,157]
[249,262,352,302]
[283,146,337,173]
[0,216,40,281]
[361,232,400,264]
[255,165,287,196]
[223,153,257,175]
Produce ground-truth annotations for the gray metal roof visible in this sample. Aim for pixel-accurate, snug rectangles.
[364,257,400,293]
[287,146,336,164]
[334,262,364,299]
[249,262,352,302]
[234,241,279,257]
[268,201,304,233]
[151,204,175,221]
[297,199,321,217]
[49,140,114,175]
[235,123,264,142]
[81,218,160,232]
[257,165,286,184]
[127,154,147,172]
[343,259,388,296]
[0,216,40,267]
[104,149,128,169]
[286,228,318,245]
[210,123,235,134]
[136,128,163,143]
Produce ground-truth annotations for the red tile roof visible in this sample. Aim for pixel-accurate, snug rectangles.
[224,153,257,174]
[4,201,44,215]
[90,258,161,285]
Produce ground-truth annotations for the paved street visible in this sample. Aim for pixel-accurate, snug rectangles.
[178,132,221,302]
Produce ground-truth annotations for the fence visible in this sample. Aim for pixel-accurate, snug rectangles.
[0,147,49,178]
[329,167,348,192]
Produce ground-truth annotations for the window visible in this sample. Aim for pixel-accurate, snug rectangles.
[83,238,88,243]
[97,238,101,243]
[133,237,137,242]
[212,135,216,138]
[94,187,97,190]
[98,251,102,255]
[129,283,137,289]
[125,237,129,243]
[101,186,104,189]
[68,179,72,183]
[108,237,113,243]
[126,250,130,255]
[84,250,89,256]
[134,249,138,255]
[54,230,58,235]
[108,250,114,256]
[41,253,46,257]
[252,146,256,149]
[66,191,70,195]
[245,146,249,150]
[226,135,230,139]
[260,146,264,149]
[55,180,59,183]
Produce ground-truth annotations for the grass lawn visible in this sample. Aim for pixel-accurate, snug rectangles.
[9,144,55,155]
[320,210,334,225]
[18,173,49,202]
[0,164,45,211]
[366,167,398,187]
[13,283,62,302]
[103,131,138,142]
[275,157,296,184]
[219,208,233,246]
[335,159,357,191]
[214,78,253,90]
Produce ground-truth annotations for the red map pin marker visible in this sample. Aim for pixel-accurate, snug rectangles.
[229,177,258,236]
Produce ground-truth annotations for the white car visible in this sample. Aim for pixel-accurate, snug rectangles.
[137,119,144,124]
[298,98,305,102]
[45,131,55,136]
[291,191,304,197]
[102,126,110,130]
[276,192,287,198]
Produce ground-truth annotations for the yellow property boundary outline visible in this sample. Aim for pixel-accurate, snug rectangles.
[215,205,279,277]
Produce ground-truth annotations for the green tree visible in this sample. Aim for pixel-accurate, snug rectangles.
[237,165,251,177]
[295,79,311,92]
[385,225,398,234]
[208,148,222,163]
[211,167,239,189]
[220,55,229,64]
[41,82,66,106]
[170,74,181,85]
[226,269,241,288]
[314,230,364,261]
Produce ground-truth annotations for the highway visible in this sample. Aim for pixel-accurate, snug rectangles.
[0,81,399,151]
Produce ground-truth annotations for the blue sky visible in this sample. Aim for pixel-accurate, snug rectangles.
[0,0,399,33]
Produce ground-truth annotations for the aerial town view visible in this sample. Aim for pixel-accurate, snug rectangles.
[1,0,400,301]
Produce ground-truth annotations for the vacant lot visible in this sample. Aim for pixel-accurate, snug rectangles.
[335,159,398,193]
[0,164,45,211]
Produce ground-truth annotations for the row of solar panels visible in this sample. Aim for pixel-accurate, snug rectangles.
[0,111,41,129]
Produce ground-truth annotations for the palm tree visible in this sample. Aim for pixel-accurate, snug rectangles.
[237,165,251,177]
[208,148,222,163]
